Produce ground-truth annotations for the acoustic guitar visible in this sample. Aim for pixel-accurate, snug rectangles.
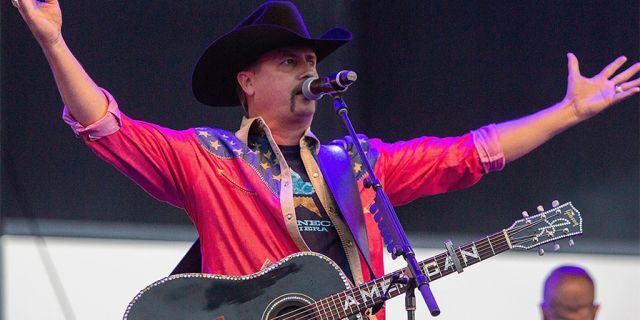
[124,201,582,320]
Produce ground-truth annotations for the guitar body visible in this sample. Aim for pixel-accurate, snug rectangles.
[124,252,355,320]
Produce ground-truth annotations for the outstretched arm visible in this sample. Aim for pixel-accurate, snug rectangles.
[13,0,107,126]
[497,53,640,163]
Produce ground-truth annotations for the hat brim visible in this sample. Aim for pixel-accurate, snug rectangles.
[192,25,351,107]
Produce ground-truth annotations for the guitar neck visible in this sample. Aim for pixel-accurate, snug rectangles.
[416,230,512,283]
[313,230,512,319]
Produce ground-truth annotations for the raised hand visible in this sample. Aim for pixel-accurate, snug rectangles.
[12,0,62,47]
[564,53,640,122]
[11,0,107,126]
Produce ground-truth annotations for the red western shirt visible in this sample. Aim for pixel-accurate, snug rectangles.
[64,89,505,319]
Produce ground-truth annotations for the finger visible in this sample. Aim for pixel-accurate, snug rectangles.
[611,62,640,84]
[13,0,29,20]
[618,77,640,90]
[613,86,640,102]
[15,0,35,15]
[567,53,581,78]
[13,1,31,26]
[18,0,45,26]
[599,56,627,79]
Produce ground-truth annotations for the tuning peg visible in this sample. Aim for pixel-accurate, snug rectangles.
[537,205,544,213]
[521,210,529,218]
[552,200,559,208]
[553,242,560,251]
[538,247,545,256]
[568,237,575,247]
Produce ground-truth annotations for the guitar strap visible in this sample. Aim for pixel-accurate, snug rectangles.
[317,144,376,279]
[171,144,377,279]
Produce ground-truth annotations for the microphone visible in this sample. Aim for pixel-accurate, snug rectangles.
[301,70,358,100]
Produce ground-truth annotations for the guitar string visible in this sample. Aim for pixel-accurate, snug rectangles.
[307,208,572,320]
[276,242,521,320]
[272,243,492,320]
[270,211,567,320]
[271,274,386,320]
[272,232,546,320]
[270,238,506,320]
[279,253,443,320]
[271,232,544,320]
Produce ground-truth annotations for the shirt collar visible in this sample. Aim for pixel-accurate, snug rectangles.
[235,116,320,154]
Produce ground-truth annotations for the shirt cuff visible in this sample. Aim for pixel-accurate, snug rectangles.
[62,88,122,140]
[471,123,505,173]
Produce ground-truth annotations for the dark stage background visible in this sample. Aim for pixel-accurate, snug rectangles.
[2,1,638,251]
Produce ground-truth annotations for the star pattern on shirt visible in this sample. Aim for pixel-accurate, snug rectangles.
[330,134,379,182]
[193,128,381,198]
[194,127,282,196]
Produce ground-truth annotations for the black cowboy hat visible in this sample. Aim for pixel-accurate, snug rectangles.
[192,1,351,107]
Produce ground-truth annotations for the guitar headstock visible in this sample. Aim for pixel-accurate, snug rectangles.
[506,201,582,254]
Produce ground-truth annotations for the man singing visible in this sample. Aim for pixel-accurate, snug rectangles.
[13,0,639,319]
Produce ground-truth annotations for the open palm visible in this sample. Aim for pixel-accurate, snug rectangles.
[565,53,640,121]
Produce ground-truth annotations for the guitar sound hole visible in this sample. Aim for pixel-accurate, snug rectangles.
[262,293,316,320]
[277,306,303,317]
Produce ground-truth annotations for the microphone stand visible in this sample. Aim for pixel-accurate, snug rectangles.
[330,94,441,317]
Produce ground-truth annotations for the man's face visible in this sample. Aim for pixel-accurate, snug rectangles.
[240,46,318,124]
[542,276,598,320]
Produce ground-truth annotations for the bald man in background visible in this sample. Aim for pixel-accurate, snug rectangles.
[541,265,599,320]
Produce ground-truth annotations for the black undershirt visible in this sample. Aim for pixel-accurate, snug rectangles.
[279,145,353,282]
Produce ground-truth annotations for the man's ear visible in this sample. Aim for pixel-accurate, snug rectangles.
[237,71,254,97]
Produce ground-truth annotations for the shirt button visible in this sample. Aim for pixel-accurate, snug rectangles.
[286,214,292,220]
[347,241,353,246]
[312,172,319,178]
[328,207,335,214]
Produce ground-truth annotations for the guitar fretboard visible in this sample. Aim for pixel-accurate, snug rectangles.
[308,230,511,320]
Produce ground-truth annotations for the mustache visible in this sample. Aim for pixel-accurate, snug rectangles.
[291,82,304,96]
[290,82,311,113]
